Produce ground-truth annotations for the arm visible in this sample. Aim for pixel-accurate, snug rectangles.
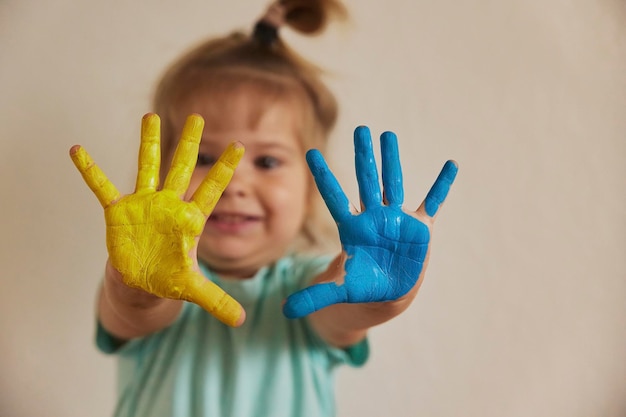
[97,260,183,340]
[284,126,458,348]
[71,113,246,341]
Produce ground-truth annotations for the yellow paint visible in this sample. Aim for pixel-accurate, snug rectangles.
[70,113,245,327]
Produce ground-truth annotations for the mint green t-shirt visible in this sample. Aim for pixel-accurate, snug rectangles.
[97,254,369,417]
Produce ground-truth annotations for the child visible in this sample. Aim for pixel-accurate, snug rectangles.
[70,1,458,416]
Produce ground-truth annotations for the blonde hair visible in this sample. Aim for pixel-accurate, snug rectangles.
[153,0,347,254]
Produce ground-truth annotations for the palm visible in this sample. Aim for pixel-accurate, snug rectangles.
[338,205,429,302]
[105,191,205,299]
[70,113,245,326]
[283,126,457,318]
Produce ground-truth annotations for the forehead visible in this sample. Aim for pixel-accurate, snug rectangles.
[167,88,307,159]
[167,67,312,131]
[178,87,303,132]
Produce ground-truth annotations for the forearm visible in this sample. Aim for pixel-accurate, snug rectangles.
[98,261,183,341]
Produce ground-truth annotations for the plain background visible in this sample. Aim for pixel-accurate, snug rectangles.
[1,0,625,416]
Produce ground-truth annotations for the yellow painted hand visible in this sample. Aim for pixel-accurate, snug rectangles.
[70,113,246,327]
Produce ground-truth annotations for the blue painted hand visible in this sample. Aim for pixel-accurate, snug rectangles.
[283,126,458,318]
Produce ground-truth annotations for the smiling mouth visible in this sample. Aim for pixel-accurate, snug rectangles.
[208,214,260,223]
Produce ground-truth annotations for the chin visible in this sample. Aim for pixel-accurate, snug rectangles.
[199,239,290,270]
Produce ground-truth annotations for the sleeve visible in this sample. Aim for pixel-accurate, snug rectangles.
[340,337,370,367]
[303,316,370,368]
[95,320,144,355]
[323,337,370,368]
[96,320,126,354]
[95,302,195,356]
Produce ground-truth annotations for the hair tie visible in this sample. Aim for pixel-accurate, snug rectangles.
[253,2,286,46]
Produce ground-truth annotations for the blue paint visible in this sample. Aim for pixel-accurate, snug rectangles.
[305,149,351,224]
[424,160,458,217]
[283,127,458,319]
[354,126,382,209]
[380,131,403,207]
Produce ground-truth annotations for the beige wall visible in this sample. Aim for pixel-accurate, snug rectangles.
[1,0,625,416]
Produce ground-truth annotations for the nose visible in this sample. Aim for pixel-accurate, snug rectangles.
[222,160,250,197]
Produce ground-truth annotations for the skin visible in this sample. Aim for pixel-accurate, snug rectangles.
[71,92,458,348]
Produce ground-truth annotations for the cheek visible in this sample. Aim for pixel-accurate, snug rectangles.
[266,178,309,221]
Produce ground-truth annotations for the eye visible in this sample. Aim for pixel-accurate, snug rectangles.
[255,155,281,170]
[197,153,217,167]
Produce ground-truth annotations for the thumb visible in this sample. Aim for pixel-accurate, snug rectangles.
[175,271,246,327]
[283,282,347,319]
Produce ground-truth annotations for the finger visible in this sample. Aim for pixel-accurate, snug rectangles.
[191,142,245,216]
[380,131,404,207]
[283,282,348,319]
[306,149,351,224]
[354,126,382,209]
[163,114,204,197]
[135,113,161,192]
[69,145,120,208]
[180,272,246,327]
[417,160,459,218]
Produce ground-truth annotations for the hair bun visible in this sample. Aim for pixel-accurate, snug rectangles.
[281,0,347,34]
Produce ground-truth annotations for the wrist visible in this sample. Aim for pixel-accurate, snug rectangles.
[99,260,184,340]
[104,260,163,309]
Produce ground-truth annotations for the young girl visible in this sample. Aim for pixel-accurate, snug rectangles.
[70,1,458,416]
